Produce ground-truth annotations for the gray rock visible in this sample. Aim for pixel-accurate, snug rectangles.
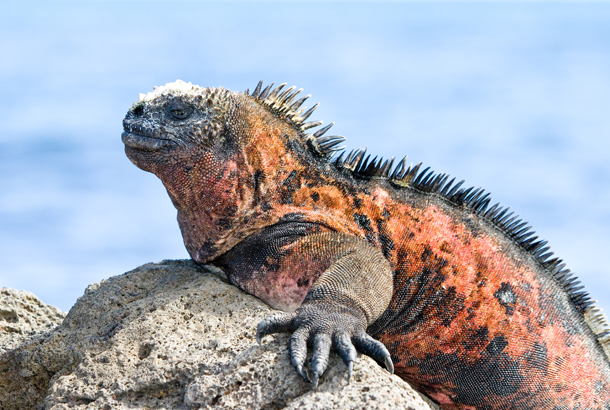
[0,260,438,410]
[0,287,66,354]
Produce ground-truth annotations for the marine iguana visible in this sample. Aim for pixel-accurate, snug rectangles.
[122,79,610,409]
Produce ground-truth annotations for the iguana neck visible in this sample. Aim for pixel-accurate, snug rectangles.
[161,130,306,263]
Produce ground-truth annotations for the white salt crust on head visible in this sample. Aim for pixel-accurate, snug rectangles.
[137,80,205,103]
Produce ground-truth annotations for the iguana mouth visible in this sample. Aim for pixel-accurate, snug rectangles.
[122,123,176,151]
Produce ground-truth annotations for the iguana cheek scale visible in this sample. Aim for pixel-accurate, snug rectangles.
[123,80,610,409]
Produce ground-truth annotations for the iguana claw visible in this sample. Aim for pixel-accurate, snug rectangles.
[312,372,320,390]
[385,356,394,374]
[346,360,354,383]
[296,364,311,383]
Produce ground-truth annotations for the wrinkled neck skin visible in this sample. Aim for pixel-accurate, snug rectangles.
[129,96,307,263]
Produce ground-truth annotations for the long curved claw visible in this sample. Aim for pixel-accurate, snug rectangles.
[296,364,311,383]
[312,372,320,390]
[353,333,394,374]
[347,360,354,383]
[333,331,358,383]
[289,327,310,382]
[311,333,332,390]
[256,312,296,345]
[384,356,394,374]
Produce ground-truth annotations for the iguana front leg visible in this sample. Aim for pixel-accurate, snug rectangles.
[217,226,394,388]
[256,235,395,387]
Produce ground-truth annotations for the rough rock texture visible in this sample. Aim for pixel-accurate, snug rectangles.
[0,260,437,410]
[0,287,66,354]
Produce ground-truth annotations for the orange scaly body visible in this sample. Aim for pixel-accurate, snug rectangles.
[123,80,610,409]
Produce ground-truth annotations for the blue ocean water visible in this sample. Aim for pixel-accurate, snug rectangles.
[1,2,609,314]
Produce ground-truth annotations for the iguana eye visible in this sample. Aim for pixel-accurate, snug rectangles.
[132,104,144,116]
[168,102,193,120]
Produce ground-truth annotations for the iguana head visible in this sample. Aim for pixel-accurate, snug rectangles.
[122,80,338,262]
[122,80,236,171]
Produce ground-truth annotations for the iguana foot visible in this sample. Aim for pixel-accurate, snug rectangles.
[256,301,393,389]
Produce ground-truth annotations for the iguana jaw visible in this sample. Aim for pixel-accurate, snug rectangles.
[121,130,177,151]
[122,109,183,152]
[121,118,176,151]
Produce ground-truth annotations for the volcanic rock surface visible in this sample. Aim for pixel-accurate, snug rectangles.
[0,260,437,410]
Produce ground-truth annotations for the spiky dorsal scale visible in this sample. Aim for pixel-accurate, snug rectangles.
[248,80,346,157]
[246,81,610,356]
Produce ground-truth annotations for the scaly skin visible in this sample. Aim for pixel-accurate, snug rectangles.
[123,80,610,409]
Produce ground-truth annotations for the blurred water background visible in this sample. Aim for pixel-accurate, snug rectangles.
[1,1,609,314]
